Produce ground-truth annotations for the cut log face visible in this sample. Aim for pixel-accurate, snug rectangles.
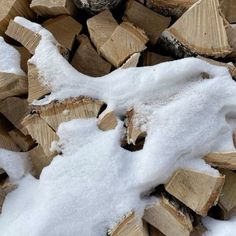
[143,197,193,236]
[32,97,104,131]
[0,0,35,36]
[124,0,171,44]
[0,72,27,100]
[121,53,141,69]
[98,111,118,131]
[108,212,147,236]
[162,0,232,58]
[220,0,236,23]
[143,51,174,66]
[30,0,78,17]
[42,15,82,51]
[71,35,111,77]
[100,22,148,67]
[217,169,236,219]
[203,152,236,170]
[165,169,225,216]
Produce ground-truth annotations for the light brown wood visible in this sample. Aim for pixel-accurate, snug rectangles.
[143,51,174,66]
[28,144,51,178]
[162,0,232,58]
[217,169,236,219]
[14,46,32,73]
[87,10,118,51]
[32,97,104,131]
[203,152,236,170]
[108,212,147,236]
[27,63,50,103]
[98,111,117,131]
[143,197,193,236]
[30,0,78,17]
[220,0,236,23]
[121,53,141,69]
[0,0,34,36]
[225,24,236,58]
[149,225,165,236]
[71,35,111,77]
[124,0,171,44]
[100,22,148,67]
[0,97,28,134]
[165,169,225,216]
[22,113,59,157]
[42,15,82,51]
[0,72,27,100]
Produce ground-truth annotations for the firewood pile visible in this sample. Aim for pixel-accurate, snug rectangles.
[0,0,236,235]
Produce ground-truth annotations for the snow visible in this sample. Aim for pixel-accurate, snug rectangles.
[0,37,25,76]
[0,17,236,235]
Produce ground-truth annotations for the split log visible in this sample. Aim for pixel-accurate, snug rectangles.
[30,0,78,17]
[31,97,104,131]
[124,0,171,44]
[98,111,117,131]
[143,51,174,66]
[217,169,236,219]
[149,225,165,236]
[143,197,193,236]
[0,72,27,100]
[71,35,111,77]
[203,152,236,170]
[0,0,34,36]
[121,53,141,69]
[225,24,236,58]
[220,0,236,23]
[87,10,118,51]
[161,0,232,58]
[42,15,82,51]
[22,113,59,157]
[108,212,148,236]
[146,0,198,17]
[100,22,148,67]
[0,97,29,134]
[165,169,225,216]
[14,46,32,73]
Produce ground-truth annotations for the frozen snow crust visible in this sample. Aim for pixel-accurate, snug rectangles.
[0,17,236,235]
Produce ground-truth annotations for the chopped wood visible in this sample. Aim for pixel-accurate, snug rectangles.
[87,10,118,51]
[98,111,118,131]
[143,51,174,66]
[0,0,35,36]
[71,35,111,77]
[28,144,51,178]
[143,197,193,236]
[149,225,165,236]
[42,15,82,51]
[30,0,78,17]
[0,97,29,134]
[31,97,104,131]
[225,24,236,58]
[121,53,141,69]
[100,22,148,67]
[124,0,171,44]
[161,0,232,58]
[22,113,59,157]
[165,169,225,216]
[14,46,32,73]
[8,129,35,152]
[27,63,50,103]
[217,169,236,219]
[108,212,147,236]
[0,72,27,100]
[203,152,236,170]
[220,0,236,23]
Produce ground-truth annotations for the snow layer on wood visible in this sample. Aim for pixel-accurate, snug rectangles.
[1,17,236,236]
[0,37,25,76]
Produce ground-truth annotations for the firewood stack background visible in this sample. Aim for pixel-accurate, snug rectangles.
[0,0,236,235]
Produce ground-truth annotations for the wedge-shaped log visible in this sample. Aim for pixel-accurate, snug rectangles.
[161,0,232,58]
[98,111,117,131]
[22,114,59,157]
[165,169,225,216]
[32,97,104,131]
[14,46,32,73]
[143,51,173,66]
[143,197,193,236]
[71,35,111,77]
[108,212,148,236]
[220,0,236,23]
[30,0,78,17]
[87,10,118,51]
[0,0,34,36]
[203,152,236,170]
[121,53,141,69]
[124,0,171,44]
[42,15,82,51]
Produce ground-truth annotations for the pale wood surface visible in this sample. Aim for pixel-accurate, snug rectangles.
[98,111,117,131]
[165,169,225,216]
[121,53,141,69]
